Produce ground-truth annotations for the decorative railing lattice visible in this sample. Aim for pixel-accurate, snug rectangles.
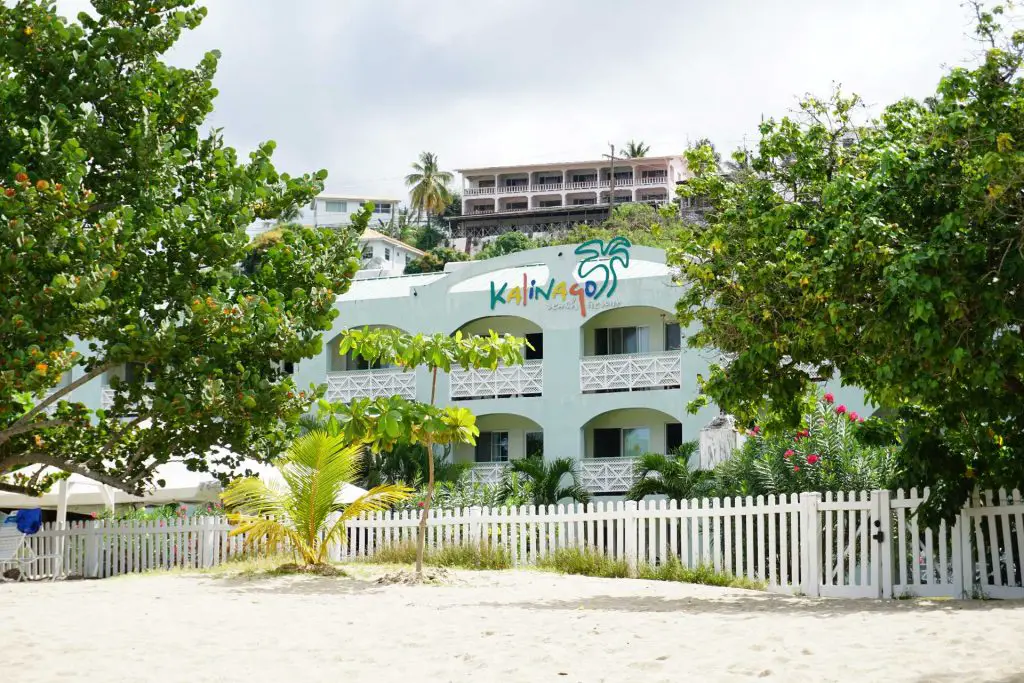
[579,352,681,393]
[325,369,416,403]
[450,360,543,400]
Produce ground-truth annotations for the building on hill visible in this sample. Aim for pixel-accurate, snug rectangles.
[247,193,403,237]
[449,155,690,252]
[358,228,424,276]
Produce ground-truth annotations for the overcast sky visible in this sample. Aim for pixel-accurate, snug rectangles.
[58,0,993,201]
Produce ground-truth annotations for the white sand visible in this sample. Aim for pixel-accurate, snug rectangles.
[3,569,1024,683]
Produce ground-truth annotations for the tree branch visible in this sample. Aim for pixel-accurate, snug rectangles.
[3,361,115,436]
[0,452,145,494]
[0,418,76,446]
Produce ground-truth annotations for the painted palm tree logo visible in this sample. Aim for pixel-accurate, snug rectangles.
[574,237,632,298]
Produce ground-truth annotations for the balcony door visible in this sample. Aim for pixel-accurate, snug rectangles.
[594,326,649,356]
[343,350,391,371]
[475,431,509,463]
[525,333,543,360]
[594,427,651,459]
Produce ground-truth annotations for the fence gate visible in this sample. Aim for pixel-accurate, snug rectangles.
[813,491,889,598]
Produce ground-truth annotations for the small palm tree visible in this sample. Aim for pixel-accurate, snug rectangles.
[405,152,453,231]
[277,203,302,224]
[504,456,591,506]
[626,441,715,502]
[222,431,411,567]
[622,140,650,158]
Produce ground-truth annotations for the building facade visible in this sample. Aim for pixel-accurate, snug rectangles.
[247,193,403,237]
[358,228,424,277]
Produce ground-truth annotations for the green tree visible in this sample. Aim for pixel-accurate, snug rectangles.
[626,442,715,501]
[621,140,651,158]
[330,327,526,577]
[503,456,590,506]
[0,1,360,496]
[222,431,410,568]
[559,202,692,250]
[474,231,538,260]
[404,246,468,274]
[674,5,1024,523]
[687,137,721,165]
[405,151,453,231]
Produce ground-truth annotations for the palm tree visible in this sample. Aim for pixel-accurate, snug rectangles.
[626,441,715,502]
[221,431,411,567]
[622,140,650,159]
[405,152,453,231]
[504,456,591,506]
[276,203,302,225]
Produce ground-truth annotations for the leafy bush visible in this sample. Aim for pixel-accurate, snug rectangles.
[537,548,629,578]
[712,392,899,499]
[637,557,765,590]
[404,246,468,274]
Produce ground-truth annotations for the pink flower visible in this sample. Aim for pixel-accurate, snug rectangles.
[793,465,801,473]
[751,425,761,435]
[89,511,98,519]
[807,454,820,465]
[800,429,810,438]
[784,449,794,459]
[849,412,859,422]
[858,417,865,423]
[835,405,847,415]
[824,392,834,404]
[417,502,424,508]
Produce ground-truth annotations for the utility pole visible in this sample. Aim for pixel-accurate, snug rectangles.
[602,143,617,208]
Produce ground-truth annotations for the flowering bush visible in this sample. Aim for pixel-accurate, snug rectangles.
[713,393,899,498]
[93,502,225,521]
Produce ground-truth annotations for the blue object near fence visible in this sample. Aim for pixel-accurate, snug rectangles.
[15,508,42,535]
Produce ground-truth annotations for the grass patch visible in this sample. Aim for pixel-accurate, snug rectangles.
[537,548,630,578]
[637,556,766,591]
[359,542,512,571]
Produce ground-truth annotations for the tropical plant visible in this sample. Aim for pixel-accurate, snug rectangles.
[574,236,632,297]
[503,456,590,506]
[403,246,469,274]
[276,203,303,224]
[555,203,692,249]
[405,151,453,230]
[673,5,1024,523]
[359,443,468,489]
[711,393,899,499]
[0,1,361,497]
[330,327,526,577]
[474,231,539,260]
[621,140,651,159]
[221,431,411,568]
[626,442,715,501]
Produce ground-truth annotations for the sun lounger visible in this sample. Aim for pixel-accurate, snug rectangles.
[0,526,62,582]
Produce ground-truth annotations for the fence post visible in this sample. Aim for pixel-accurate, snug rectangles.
[624,500,638,576]
[83,521,100,579]
[955,503,973,599]
[800,492,821,597]
[202,517,217,568]
[469,506,482,546]
[872,489,893,599]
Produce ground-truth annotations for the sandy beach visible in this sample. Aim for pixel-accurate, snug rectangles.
[3,568,1024,683]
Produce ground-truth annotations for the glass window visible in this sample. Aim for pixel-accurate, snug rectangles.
[594,428,620,459]
[622,428,651,458]
[665,322,681,351]
[325,201,347,213]
[666,423,683,454]
[526,432,544,459]
[384,247,391,261]
[374,203,392,214]
[595,327,650,356]
[361,246,374,259]
[475,432,509,463]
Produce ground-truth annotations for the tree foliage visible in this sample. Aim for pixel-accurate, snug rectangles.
[504,456,590,506]
[626,441,715,501]
[621,140,651,158]
[222,431,410,567]
[673,5,1024,522]
[559,202,693,250]
[474,231,539,260]
[403,246,468,274]
[0,1,360,495]
[405,151,453,229]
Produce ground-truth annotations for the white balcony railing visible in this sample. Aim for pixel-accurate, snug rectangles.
[465,187,495,196]
[638,176,668,186]
[450,360,542,400]
[530,182,563,192]
[471,208,495,215]
[325,368,416,403]
[100,383,155,413]
[497,185,529,195]
[579,457,637,493]
[598,178,635,188]
[564,180,599,190]
[466,462,510,486]
[579,351,681,393]
[499,206,530,213]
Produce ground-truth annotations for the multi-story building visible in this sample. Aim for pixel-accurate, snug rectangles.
[247,193,403,237]
[45,242,871,497]
[358,228,424,277]
[450,155,690,250]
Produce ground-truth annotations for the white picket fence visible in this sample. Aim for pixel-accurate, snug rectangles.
[8,488,1023,600]
[341,488,1024,600]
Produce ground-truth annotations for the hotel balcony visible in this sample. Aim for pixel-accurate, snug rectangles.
[450,360,543,401]
[465,462,510,486]
[325,368,416,403]
[578,457,637,493]
[580,352,682,393]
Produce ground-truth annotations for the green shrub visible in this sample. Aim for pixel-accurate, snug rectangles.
[537,548,629,578]
[637,556,765,590]
[358,541,511,570]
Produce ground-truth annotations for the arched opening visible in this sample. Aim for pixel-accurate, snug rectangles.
[324,325,416,403]
[454,413,544,486]
[578,407,684,494]
[449,316,544,401]
[579,306,681,394]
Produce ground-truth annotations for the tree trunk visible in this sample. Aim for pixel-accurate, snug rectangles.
[414,367,440,578]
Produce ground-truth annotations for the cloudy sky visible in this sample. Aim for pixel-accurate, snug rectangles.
[59,0,994,201]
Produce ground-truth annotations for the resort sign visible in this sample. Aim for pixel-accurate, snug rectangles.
[488,237,631,318]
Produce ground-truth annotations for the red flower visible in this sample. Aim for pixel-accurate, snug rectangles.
[800,429,809,438]
[751,425,761,435]
[417,502,424,508]
[807,454,820,465]
[835,405,847,415]
[849,412,859,422]
[858,417,865,423]
[3,188,14,198]
[89,511,98,519]
[823,392,834,404]
[793,465,801,472]
[784,449,794,458]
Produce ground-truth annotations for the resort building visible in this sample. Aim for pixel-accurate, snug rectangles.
[247,193,403,236]
[358,228,424,277]
[450,156,692,251]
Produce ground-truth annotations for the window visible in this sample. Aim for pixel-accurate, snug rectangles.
[405,254,410,264]
[384,247,391,261]
[505,202,528,211]
[613,171,632,180]
[614,195,629,203]
[594,427,651,459]
[525,333,543,360]
[324,200,347,213]
[475,432,509,463]
[374,203,392,214]
[665,322,681,351]
[572,198,596,206]
[572,174,597,183]
[505,178,527,187]
[539,199,562,208]
[537,175,561,185]
[526,432,544,459]
[641,170,667,179]
[282,361,295,376]
[478,179,495,188]
[344,350,388,371]
[622,428,651,458]
[666,423,683,455]
[361,246,374,259]
[594,326,650,356]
